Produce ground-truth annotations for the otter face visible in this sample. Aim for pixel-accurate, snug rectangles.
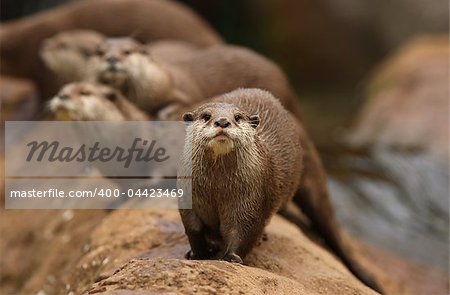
[183,103,260,157]
[47,82,125,121]
[40,30,105,81]
[87,38,154,90]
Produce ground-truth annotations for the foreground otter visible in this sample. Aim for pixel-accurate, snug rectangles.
[86,38,302,119]
[45,82,148,121]
[0,0,222,97]
[179,89,380,292]
[40,30,106,84]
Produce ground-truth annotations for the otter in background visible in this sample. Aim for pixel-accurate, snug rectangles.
[45,82,148,121]
[0,0,223,97]
[86,38,303,119]
[40,30,106,85]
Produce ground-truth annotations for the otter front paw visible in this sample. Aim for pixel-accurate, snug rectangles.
[185,250,210,260]
[223,253,243,264]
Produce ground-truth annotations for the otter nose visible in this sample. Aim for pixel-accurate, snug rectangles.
[214,118,231,128]
[58,94,69,100]
[106,56,118,65]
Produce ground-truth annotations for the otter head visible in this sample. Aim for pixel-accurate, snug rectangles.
[183,103,260,157]
[87,38,162,91]
[46,82,128,121]
[87,38,171,110]
[40,30,105,81]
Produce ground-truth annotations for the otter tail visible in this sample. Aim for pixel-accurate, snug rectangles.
[293,133,383,294]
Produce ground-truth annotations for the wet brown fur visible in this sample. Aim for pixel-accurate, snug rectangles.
[179,88,303,262]
[180,88,381,292]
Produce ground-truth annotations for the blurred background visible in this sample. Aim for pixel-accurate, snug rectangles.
[1,0,448,144]
[1,0,449,284]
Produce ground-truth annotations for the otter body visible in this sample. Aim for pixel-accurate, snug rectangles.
[179,89,303,262]
[147,40,199,64]
[0,0,222,96]
[46,82,148,121]
[179,88,380,292]
[87,39,302,118]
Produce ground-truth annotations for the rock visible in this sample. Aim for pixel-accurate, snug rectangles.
[80,210,377,295]
[348,35,449,159]
[324,36,449,275]
[1,195,446,294]
[0,209,108,294]
[12,209,376,295]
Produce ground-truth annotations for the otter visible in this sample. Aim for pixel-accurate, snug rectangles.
[40,30,106,84]
[179,88,381,292]
[146,40,199,64]
[0,0,223,97]
[45,82,148,121]
[86,38,303,119]
[85,37,201,116]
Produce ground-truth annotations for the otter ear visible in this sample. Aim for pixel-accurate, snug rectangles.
[249,115,260,129]
[182,112,194,122]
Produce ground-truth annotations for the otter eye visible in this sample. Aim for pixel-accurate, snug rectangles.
[234,114,242,122]
[202,113,211,122]
[79,90,91,96]
[123,50,131,55]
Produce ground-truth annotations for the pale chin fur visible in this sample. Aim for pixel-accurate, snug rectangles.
[203,127,236,157]
[208,137,235,157]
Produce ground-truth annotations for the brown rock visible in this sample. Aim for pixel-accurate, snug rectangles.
[348,35,449,160]
[323,35,449,292]
[60,210,377,295]
[0,209,108,294]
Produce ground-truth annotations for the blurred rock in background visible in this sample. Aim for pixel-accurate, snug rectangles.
[324,35,449,272]
[348,36,449,159]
